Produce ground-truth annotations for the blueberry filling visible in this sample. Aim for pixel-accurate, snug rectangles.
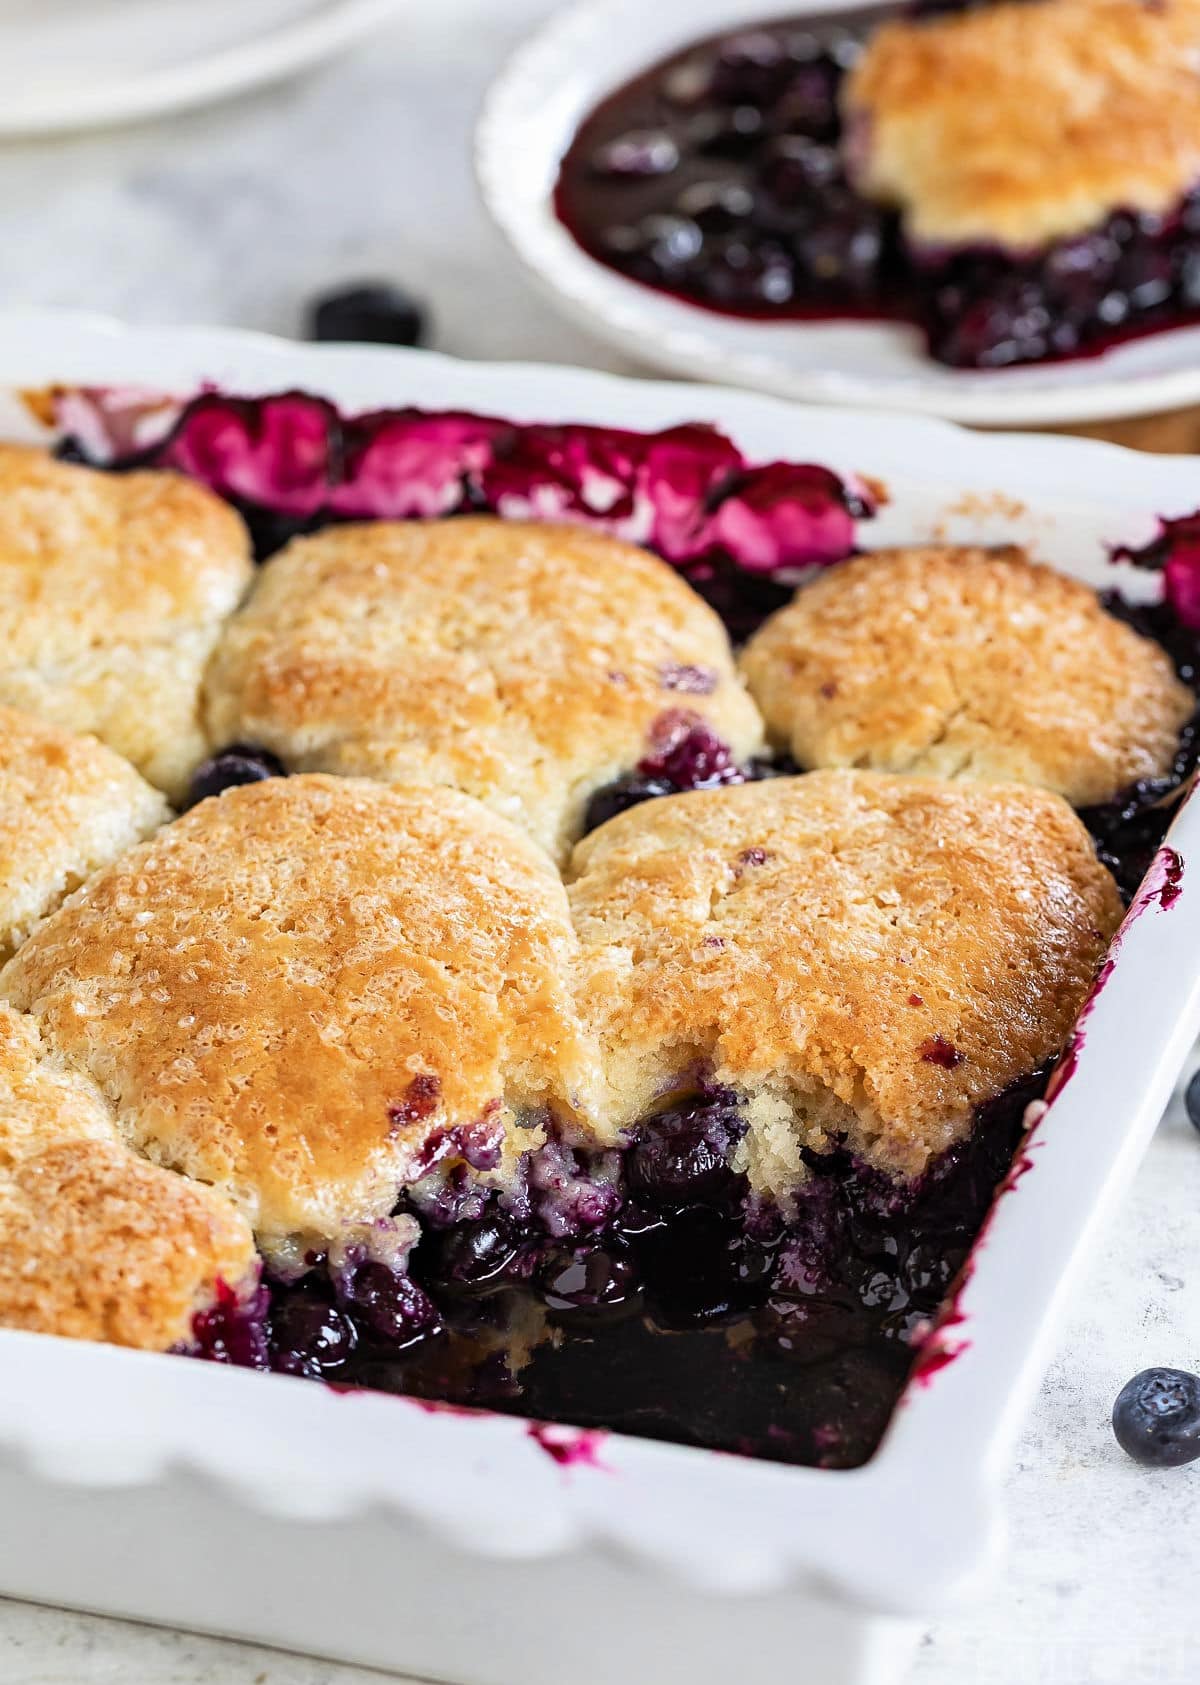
[197,1071,1046,1469]
[56,389,868,641]
[584,710,749,831]
[552,10,1200,370]
[185,743,287,809]
[1078,596,1200,903]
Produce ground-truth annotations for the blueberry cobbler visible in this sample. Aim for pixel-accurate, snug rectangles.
[554,0,1200,368]
[0,391,1195,1470]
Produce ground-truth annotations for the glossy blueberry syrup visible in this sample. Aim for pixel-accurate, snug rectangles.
[56,387,868,640]
[553,11,1200,369]
[199,1074,1047,1469]
[58,387,1200,1465]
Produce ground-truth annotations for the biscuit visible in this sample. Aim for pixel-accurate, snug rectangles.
[0,775,609,1266]
[844,0,1200,248]
[0,444,253,801]
[0,706,168,960]
[567,771,1121,1193]
[202,517,763,863]
[740,547,1194,807]
[0,1003,256,1350]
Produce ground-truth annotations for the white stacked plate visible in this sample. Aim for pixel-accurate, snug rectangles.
[477,0,1200,425]
[0,0,404,134]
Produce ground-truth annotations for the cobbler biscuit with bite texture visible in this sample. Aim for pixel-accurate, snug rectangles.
[0,706,168,961]
[740,546,1193,807]
[0,1003,256,1349]
[202,517,764,864]
[0,444,253,802]
[844,0,1200,248]
[0,775,608,1266]
[567,771,1121,1194]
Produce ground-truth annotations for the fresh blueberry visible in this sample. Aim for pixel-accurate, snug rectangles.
[1113,1368,1200,1467]
[307,282,428,348]
[1186,1069,1200,1135]
[186,744,286,808]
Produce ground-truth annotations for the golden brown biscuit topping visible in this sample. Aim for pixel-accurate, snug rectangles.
[568,772,1121,1189]
[0,445,252,799]
[0,776,608,1265]
[740,546,1194,807]
[845,0,1200,248]
[202,517,763,864]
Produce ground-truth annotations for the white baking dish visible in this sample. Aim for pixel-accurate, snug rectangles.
[0,311,1199,1685]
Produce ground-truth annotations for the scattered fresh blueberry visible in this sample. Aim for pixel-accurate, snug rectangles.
[1113,1368,1200,1467]
[307,282,428,349]
[1186,1069,1200,1135]
[186,744,286,809]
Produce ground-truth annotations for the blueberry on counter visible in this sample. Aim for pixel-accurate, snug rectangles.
[1113,1367,1200,1467]
[1185,1068,1200,1134]
[307,282,427,347]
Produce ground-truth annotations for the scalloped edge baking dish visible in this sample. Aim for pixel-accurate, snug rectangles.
[0,312,1199,1685]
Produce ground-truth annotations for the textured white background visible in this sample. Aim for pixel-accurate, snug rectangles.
[1,3,1199,1681]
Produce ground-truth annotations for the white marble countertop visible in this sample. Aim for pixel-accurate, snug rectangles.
[1,5,1198,1681]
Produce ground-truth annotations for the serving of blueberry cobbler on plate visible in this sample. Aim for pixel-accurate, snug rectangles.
[553,0,1200,370]
[0,385,1197,1472]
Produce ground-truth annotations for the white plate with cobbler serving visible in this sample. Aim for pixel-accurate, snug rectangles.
[478,0,1200,424]
[4,311,1200,1685]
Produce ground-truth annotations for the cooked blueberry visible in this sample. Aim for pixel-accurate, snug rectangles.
[632,214,704,273]
[538,1246,641,1320]
[1113,1368,1200,1467]
[435,1217,521,1290]
[675,179,756,232]
[639,717,744,790]
[269,1296,357,1377]
[583,773,675,834]
[186,744,285,808]
[191,1281,271,1369]
[338,1260,442,1348]
[628,1099,746,1211]
[307,282,427,348]
[760,136,840,199]
[690,105,765,158]
[1186,1069,1200,1135]
[592,130,680,178]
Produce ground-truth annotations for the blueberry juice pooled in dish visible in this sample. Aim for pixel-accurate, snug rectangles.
[555,0,1200,368]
